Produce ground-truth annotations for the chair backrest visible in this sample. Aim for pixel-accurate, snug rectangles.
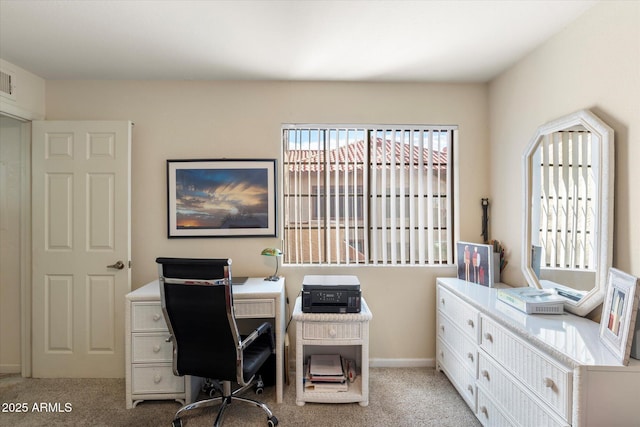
[156,258,241,380]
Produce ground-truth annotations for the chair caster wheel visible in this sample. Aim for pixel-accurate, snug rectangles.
[171,418,183,427]
[267,415,279,426]
[255,376,265,394]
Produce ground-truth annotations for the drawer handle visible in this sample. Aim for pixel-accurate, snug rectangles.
[153,374,162,384]
[440,298,445,305]
[329,328,337,337]
[153,344,161,353]
[467,319,474,328]
[480,406,488,417]
[483,332,493,343]
[439,350,444,358]
[481,370,490,381]
[440,325,445,333]
[153,314,162,322]
[467,385,474,395]
[467,352,474,362]
[544,377,555,389]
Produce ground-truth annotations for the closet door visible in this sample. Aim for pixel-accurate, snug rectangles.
[31,121,131,377]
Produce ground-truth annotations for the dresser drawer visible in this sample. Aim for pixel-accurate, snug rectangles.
[132,333,173,363]
[302,321,362,340]
[438,286,479,343]
[437,338,477,411]
[235,298,275,318]
[476,387,516,427]
[438,313,477,375]
[131,302,167,332]
[131,364,184,394]
[480,315,572,421]
[478,352,569,427]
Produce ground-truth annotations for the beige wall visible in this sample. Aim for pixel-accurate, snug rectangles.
[44,81,489,362]
[489,1,640,290]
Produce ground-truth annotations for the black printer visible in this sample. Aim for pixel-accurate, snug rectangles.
[302,275,361,313]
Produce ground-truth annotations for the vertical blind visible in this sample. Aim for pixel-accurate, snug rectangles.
[538,130,595,269]
[282,125,456,266]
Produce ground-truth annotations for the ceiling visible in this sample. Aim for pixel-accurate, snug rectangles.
[0,0,598,82]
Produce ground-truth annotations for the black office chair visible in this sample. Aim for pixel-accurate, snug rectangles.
[156,257,279,427]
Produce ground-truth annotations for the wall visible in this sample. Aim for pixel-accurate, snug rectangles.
[44,81,489,363]
[489,1,640,288]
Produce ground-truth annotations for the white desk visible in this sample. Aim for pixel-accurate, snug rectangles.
[125,277,286,408]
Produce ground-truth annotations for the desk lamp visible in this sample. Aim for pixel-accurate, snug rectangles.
[261,248,283,281]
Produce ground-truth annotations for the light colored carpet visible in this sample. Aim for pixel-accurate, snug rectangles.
[0,368,481,426]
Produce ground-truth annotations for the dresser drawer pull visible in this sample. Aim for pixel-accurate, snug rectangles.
[467,352,474,362]
[544,377,555,389]
[483,332,493,343]
[481,370,490,380]
[328,328,337,337]
[153,374,162,384]
[439,350,444,358]
[153,313,162,322]
[152,344,161,353]
[440,325,445,333]
[467,385,474,395]
[480,406,488,417]
[440,298,445,306]
[467,319,474,328]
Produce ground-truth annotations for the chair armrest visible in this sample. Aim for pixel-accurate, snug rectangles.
[239,322,274,351]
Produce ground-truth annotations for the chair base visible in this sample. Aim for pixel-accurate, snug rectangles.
[172,379,278,427]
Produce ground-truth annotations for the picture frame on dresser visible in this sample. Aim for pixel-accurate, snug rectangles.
[167,159,276,238]
[599,268,640,365]
[456,241,494,287]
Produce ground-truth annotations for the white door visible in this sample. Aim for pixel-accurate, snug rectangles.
[31,121,131,377]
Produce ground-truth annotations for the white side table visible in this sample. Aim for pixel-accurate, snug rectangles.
[293,297,372,406]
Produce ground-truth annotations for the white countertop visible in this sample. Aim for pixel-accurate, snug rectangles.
[438,277,638,368]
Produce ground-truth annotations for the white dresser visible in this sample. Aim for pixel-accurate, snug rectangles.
[436,277,640,427]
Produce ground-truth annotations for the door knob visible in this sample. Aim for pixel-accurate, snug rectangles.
[107,260,125,270]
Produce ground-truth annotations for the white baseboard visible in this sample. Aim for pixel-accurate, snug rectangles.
[369,358,435,368]
[0,364,21,374]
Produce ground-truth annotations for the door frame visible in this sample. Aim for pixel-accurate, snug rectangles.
[0,111,33,377]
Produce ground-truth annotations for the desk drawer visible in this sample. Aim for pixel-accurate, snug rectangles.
[438,286,479,343]
[132,333,173,363]
[302,321,362,340]
[131,364,184,394]
[480,315,571,421]
[235,299,275,318]
[131,302,167,332]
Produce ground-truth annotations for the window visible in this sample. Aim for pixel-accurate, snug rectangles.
[282,125,456,265]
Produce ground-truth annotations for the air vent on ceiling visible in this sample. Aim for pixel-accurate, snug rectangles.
[0,69,16,100]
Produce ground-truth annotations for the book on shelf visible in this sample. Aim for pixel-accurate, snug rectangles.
[303,354,358,392]
[309,354,344,379]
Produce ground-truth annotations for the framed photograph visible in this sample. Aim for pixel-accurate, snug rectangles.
[456,241,495,287]
[167,159,276,237]
[599,268,640,365]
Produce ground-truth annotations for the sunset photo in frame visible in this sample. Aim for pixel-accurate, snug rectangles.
[167,159,276,237]
[599,268,640,365]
